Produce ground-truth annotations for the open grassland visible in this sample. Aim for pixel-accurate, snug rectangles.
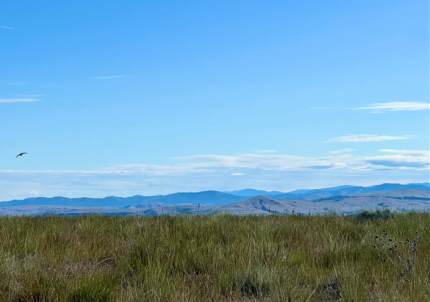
[0,213,429,301]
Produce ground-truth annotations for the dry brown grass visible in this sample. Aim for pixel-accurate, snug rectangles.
[0,213,428,301]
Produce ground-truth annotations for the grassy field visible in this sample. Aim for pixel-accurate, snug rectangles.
[0,213,429,301]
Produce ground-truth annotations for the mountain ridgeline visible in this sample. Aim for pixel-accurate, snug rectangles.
[0,183,429,216]
[226,183,430,201]
[0,191,248,208]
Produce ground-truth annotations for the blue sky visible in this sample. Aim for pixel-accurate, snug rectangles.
[0,0,429,201]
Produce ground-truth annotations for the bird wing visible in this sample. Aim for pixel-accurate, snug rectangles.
[16,152,27,158]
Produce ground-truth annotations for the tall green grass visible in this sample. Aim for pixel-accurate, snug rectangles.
[0,213,428,301]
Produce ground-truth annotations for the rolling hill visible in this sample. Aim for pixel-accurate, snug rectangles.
[206,189,430,215]
[273,183,430,201]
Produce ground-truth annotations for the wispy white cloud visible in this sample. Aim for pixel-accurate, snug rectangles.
[0,98,39,104]
[101,164,213,175]
[176,149,429,171]
[353,102,430,112]
[174,153,343,171]
[329,149,354,154]
[256,150,277,153]
[365,150,430,169]
[0,26,14,30]
[0,164,210,176]
[4,150,427,177]
[378,149,429,156]
[92,75,125,80]
[1,150,428,200]
[327,134,414,143]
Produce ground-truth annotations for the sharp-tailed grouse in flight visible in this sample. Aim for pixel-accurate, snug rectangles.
[16,152,28,158]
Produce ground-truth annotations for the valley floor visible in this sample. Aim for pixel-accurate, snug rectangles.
[0,213,429,301]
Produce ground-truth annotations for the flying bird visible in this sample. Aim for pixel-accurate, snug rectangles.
[16,152,28,158]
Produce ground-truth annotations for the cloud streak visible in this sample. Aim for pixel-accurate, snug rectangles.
[329,149,354,154]
[0,98,39,104]
[327,134,414,143]
[1,150,428,201]
[364,150,430,169]
[0,26,14,30]
[353,102,430,112]
[2,150,427,176]
[256,150,277,153]
[175,149,429,171]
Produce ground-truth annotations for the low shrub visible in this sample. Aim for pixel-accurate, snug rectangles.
[354,209,393,222]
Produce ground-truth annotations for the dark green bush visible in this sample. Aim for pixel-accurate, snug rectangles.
[354,209,393,222]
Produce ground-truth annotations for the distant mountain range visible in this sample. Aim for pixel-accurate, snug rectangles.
[226,183,430,201]
[1,189,428,217]
[223,189,286,197]
[0,183,428,216]
[273,183,430,201]
[224,185,358,197]
[0,191,247,208]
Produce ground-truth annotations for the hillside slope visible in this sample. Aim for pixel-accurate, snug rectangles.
[274,183,430,201]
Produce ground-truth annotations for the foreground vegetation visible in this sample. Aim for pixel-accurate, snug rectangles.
[0,212,429,301]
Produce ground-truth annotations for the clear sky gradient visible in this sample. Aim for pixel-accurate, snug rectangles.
[1,0,429,201]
